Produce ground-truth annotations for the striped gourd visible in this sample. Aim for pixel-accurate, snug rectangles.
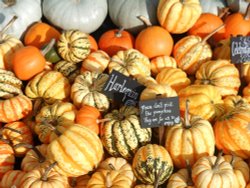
[0,33,23,70]
[0,143,15,180]
[71,71,109,110]
[47,124,104,177]
[81,50,110,73]
[54,60,80,83]
[132,144,173,186]
[25,70,71,104]
[1,170,26,187]
[100,106,152,160]
[150,55,177,76]
[57,30,90,63]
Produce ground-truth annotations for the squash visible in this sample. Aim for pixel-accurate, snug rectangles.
[132,144,173,186]
[1,170,25,188]
[108,49,151,78]
[194,59,240,97]
[157,0,202,34]
[223,95,250,112]
[47,124,104,177]
[135,75,157,87]
[150,55,177,76]
[0,0,42,39]
[200,0,227,15]
[25,70,71,104]
[100,106,152,160]
[0,142,15,180]
[71,71,110,111]
[108,0,159,34]
[43,0,108,34]
[57,30,91,63]
[243,83,250,103]
[68,175,90,188]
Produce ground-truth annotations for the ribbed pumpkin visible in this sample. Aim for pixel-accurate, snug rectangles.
[192,152,236,188]
[223,95,250,112]
[108,49,151,78]
[1,170,26,188]
[157,0,202,34]
[34,101,76,144]
[71,71,109,110]
[0,142,15,180]
[243,83,250,103]
[213,38,230,60]
[57,30,91,63]
[100,106,151,160]
[81,50,110,73]
[214,108,250,159]
[47,124,104,177]
[135,75,157,87]
[68,175,90,188]
[178,85,223,121]
[224,155,250,188]
[54,60,80,83]
[194,60,240,97]
[165,100,215,169]
[25,70,71,104]
[150,55,177,76]
[132,144,173,186]
[156,67,191,93]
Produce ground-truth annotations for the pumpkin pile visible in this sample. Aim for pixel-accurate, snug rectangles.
[1,0,250,187]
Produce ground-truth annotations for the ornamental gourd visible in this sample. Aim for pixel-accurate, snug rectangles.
[1,170,25,188]
[0,142,15,180]
[150,55,177,76]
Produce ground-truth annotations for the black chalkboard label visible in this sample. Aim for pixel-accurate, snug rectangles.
[231,36,250,64]
[102,70,145,106]
[139,96,181,128]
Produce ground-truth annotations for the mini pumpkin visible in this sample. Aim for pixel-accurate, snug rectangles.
[0,142,15,180]
[150,55,177,76]
[1,170,26,188]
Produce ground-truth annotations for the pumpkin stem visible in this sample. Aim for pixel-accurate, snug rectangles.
[137,15,152,27]
[108,163,116,170]
[230,154,236,167]
[202,24,225,44]
[2,0,16,7]
[212,150,223,170]
[41,38,56,56]
[41,162,57,181]
[115,28,125,38]
[185,160,194,186]
[244,3,250,20]
[105,172,113,188]
[42,121,62,136]
[218,7,230,18]
[154,168,163,188]
[0,15,18,40]
[1,126,22,134]
[184,99,191,128]
[13,143,46,163]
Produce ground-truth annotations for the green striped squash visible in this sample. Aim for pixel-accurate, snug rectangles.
[57,30,91,63]
[132,144,173,186]
[100,106,152,160]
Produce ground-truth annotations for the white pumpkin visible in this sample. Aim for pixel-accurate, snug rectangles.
[108,0,159,34]
[42,0,108,34]
[0,0,42,39]
[200,0,226,15]
[226,0,249,14]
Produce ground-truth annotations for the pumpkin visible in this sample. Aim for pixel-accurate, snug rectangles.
[192,152,236,188]
[213,38,230,60]
[0,142,15,180]
[21,144,50,172]
[224,155,250,188]
[71,71,109,111]
[47,124,104,177]
[19,163,69,188]
[165,100,215,169]
[135,75,157,87]
[57,30,91,63]
[100,106,152,160]
[150,55,177,76]
[242,62,250,84]
[243,83,250,103]
[156,67,191,93]
[75,105,102,135]
[224,5,250,38]
[34,101,76,144]
[43,0,108,34]
[214,108,250,159]
[81,50,110,73]
[1,170,25,188]
[68,175,90,188]
[0,16,23,70]
[194,59,240,97]
[0,0,42,39]
[108,49,151,78]
[199,0,227,15]
[54,60,80,83]
[25,70,71,104]
[89,35,98,52]
[178,85,223,121]
[108,0,159,34]
[98,28,135,57]
[24,22,61,49]
[157,0,202,34]
[132,144,173,186]
[223,95,250,112]
[188,13,225,42]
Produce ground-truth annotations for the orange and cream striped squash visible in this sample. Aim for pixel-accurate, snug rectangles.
[0,142,15,180]
[68,175,90,188]
[157,0,202,34]
[156,67,191,93]
[135,75,157,87]
[167,168,194,188]
[195,60,240,97]
[150,55,177,76]
[1,170,26,188]
[81,50,110,73]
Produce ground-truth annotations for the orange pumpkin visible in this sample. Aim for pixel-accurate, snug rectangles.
[24,22,61,49]
[0,142,15,180]
[1,170,26,188]
[243,83,250,103]
[98,28,134,57]
[88,35,98,52]
[150,55,177,76]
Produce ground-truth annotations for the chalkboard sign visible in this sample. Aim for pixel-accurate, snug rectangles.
[139,96,181,128]
[231,36,250,64]
[102,70,145,106]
